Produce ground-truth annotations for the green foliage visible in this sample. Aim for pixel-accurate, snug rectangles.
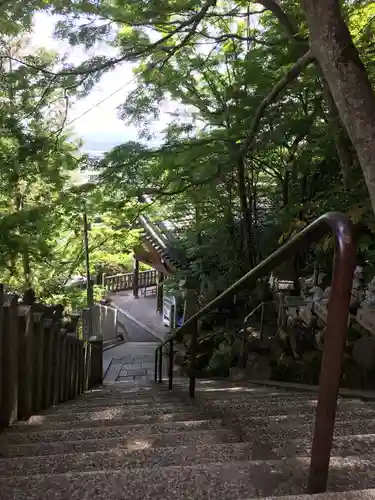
[1,0,375,310]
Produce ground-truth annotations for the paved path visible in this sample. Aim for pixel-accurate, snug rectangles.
[109,291,169,341]
[119,312,158,343]
[103,342,166,385]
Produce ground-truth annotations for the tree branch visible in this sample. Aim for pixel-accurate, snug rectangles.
[254,0,306,42]
[196,32,287,46]
[242,49,315,155]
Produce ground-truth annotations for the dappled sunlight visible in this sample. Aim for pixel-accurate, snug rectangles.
[125,439,153,451]
[198,386,259,392]
[25,415,47,426]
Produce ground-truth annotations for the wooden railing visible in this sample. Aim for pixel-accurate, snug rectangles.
[154,212,356,494]
[0,294,103,428]
[103,269,157,292]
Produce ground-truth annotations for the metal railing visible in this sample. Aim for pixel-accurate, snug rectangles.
[103,270,157,292]
[154,212,356,494]
[241,300,271,368]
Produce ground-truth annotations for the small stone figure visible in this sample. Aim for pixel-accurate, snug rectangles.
[356,276,375,335]
[364,277,375,308]
[350,266,365,313]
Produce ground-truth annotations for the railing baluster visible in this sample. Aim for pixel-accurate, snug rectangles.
[158,347,163,383]
[189,318,198,399]
[154,349,158,382]
[260,302,265,340]
[168,340,174,390]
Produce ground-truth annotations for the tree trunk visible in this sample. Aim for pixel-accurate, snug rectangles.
[236,156,254,269]
[300,0,375,214]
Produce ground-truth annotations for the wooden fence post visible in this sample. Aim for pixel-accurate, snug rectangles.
[72,339,79,397]
[84,341,92,390]
[89,335,103,387]
[1,301,19,427]
[59,334,67,402]
[32,312,44,413]
[18,307,33,420]
[53,331,64,406]
[41,319,54,409]
[65,337,73,400]
[0,285,4,424]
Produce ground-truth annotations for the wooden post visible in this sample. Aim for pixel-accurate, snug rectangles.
[64,336,72,401]
[0,285,3,423]
[59,335,67,402]
[133,258,139,298]
[77,341,84,395]
[1,302,19,427]
[69,338,75,399]
[84,342,91,391]
[72,339,79,397]
[32,313,44,413]
[53,332,64,405]
[89,335,103,387]
[156,272,164,313]
[41,320,54,409]
[18,307,33,420]
[81,342,86,393]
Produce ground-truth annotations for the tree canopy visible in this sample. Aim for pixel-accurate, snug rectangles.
[1,0,375,304]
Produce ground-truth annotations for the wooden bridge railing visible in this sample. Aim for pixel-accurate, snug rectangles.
[103,269,157,293]
[0,293,103,428]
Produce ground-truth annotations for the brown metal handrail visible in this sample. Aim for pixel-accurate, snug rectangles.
[154,211,356,494]
[241,300,272,367]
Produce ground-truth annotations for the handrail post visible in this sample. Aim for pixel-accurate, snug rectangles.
[168,339,174,390]
[154,349,158,382]
[260,302,265,340]
[307,218,356,493]
[189,318,198,399]
[242,318,248,369]
[158,347,163,383]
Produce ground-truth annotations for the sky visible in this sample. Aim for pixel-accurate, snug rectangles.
[31,13,167,153]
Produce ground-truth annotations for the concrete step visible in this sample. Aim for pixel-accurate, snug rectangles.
[10,405,375,435]
[46,395,189,409]
[2,436,375,478]
[255,433,375,462]
[15,403,205,425]
[1,456,375,499]
[0,429,240,458]
[12,410,219,432]
[1,418,226,445]
[207,396,365,414]
[238,418,375,442]
[0,442,255,477]
[251,491,375,499]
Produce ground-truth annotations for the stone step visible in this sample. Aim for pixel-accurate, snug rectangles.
[258,433,375,462]
[10,405,375,435]
[238,418,375,441]
[16,403,204,424]
[1,456,375,499]
[0,429,240,458]
[2,436,375,478]
[38,398,197,413]
[250,491,375,499]
[0,442,255,477]
[1,418,226,445]
[12,410,218,432]
[207,396,364,414]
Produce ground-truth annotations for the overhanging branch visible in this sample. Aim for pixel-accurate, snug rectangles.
[241,49,315,155]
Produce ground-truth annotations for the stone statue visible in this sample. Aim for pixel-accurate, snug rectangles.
[350,266,365,313]
[357,276,375,335]
[364,277,375,307]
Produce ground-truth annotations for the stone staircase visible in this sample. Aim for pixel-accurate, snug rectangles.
[1,377,375,499]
